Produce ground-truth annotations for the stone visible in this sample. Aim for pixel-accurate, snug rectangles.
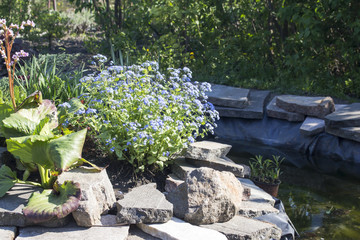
[201,215,282,240]
[266,97,305,122]
[326,126,360,143]
[215,90,271,119]
[127,225,161,240]
[300,117,325,136]
[238,178,275,206]
[325,103,360,128]
[171,157,197,180]
[207,84,250,108]
[185,141,232,161]
[184,167,243,225]
[164,174,188,219]
[0,226,16,240]
[276,95,335,118]
[137,217,227,240]
[238,201,279,218]
[116,183,173,224]
[16,220,130,240]
[186,157,250,178]
[0,184,70,227]
[57,167,116,227]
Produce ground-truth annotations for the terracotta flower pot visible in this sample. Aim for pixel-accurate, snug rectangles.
[252,179,281,198]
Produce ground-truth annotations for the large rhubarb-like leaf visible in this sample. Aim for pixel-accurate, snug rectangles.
[23,181,81,223]
[1,100,58,138]
[47,128,87,171]
[7,129,87,172]
[0,165,17,197]
[6,135,56,170]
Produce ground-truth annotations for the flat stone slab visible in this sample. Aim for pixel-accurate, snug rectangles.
[0,184,70,227]
[0,226,16,240]
[266,97,305,122]
[17,220,130,240]
[207,84,250,108]
[325,103,360,128]
[238,178,275,206]
[116,183,173,224]
[171,158,197,180]
[137,217,227,240]
[326,126,360,143]
[215,90,271,119]
[185,141,232,161]
[276,95,335,119]
[300,117,325,136]
[238,201,279,218]
[201,215,281,240]
[186,157,249,178]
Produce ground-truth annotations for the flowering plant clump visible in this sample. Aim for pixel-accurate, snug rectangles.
[60,60,219,171]
[0,19,35,111]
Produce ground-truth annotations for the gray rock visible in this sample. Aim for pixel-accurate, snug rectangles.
[16,220,130,240]
[137,217,227,240]
[116,183,173,224]
[0,184,70,227]
[186,157,249,178]
[238,201,279,218]
[127,225,161,240]
[171,157,197,180]
[326,126,360,143]
[276,95,335,118]
[266,97,305,122]
[0,226,16,240]
[238,178,275,206]
[164,174,188,219]
[207,84,250,108]
[300,117,325,136]
[185,141,232,161]
[325,103,360,128]
[215,90,271,119]
[201,215,282,240]
[184,167,243,225]
[57,167,116,227]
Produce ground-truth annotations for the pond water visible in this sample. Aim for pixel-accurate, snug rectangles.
[229,153,360,240]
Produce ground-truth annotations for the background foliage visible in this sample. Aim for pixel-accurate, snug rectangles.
[69,0,360,99]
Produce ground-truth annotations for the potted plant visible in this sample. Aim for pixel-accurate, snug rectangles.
[248,155,284,197]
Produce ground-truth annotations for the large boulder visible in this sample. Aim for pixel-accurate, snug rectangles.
[116,183,173,224]
[184,167,243,225]
[57,167,116,227]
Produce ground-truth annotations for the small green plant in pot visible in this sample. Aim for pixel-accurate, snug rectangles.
[249,155,284,197]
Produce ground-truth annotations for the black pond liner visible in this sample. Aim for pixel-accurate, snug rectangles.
[213,113,360,179]
[212,113,360,239]
[255,198,299,240]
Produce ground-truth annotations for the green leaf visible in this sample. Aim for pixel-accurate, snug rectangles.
[0,165,17,198]
[6,135,55,170]
[7,129,87,172]
[1,100,58,138]
[48,128,87,171]
[23,181,81,223]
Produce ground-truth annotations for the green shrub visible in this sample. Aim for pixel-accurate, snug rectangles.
[60,60,219,171]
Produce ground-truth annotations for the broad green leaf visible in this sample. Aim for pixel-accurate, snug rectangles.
[23,181,81,223]
[0,165,17,198]
[6,135,55,170]
[47,128,87,171]
[2,100,58,138]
